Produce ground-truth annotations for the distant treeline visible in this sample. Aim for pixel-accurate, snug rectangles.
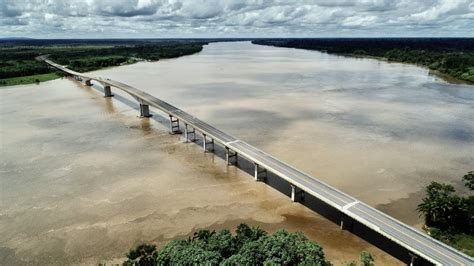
[252,38,474,83]
[0,38,250,46]
[3,38,474,86]
[0,39,209,81]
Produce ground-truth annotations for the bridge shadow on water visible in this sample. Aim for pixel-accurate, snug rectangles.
[86,81,429,266]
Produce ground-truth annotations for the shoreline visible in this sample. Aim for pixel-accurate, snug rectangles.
[251,42,474,86]
[0,72,61,87]
[0,43,206,87]
[5,41,472,87]
[346,53,474,85]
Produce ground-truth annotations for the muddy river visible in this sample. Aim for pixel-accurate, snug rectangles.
[1,42,473,265]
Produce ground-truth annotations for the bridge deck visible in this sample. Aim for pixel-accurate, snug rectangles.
[45,59,473,265]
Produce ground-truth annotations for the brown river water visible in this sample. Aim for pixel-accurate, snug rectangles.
[1,42,473,265]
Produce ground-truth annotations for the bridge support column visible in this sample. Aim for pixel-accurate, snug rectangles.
[291,184,297,202]
[340,214,353,231]
[139,104,152,118]
[254,163,266,181]
[184,124,196,142]
[104,85,114,97]
[226,147,238,165]
[184,124,188,141]
[85,79,92,86]
[203,134,214,152]
[409,253,418,266]
[169,115,181,134]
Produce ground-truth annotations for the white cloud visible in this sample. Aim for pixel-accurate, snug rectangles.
[0,0,472,38]
[342,15,378,27]
[410,0,467,20]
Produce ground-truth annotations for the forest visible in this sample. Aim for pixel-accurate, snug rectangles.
[252,38,474,83]
[0,39,209,86]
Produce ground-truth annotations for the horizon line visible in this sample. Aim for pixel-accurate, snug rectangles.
[2,36,474,40]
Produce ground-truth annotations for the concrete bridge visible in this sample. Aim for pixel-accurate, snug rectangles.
[44,58,473,265]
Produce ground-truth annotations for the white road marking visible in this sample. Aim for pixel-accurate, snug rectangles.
[225,140,241,146]
[342,201,359,211]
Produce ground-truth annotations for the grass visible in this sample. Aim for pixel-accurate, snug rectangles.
[448,233,474,257]
[0,72,60,87]
[428,228,474,257]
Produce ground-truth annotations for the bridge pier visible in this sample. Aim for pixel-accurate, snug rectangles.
[254,163,266,181]
[139,104,152,118]
[409,253,418,266]
[85,79,92,86]
[290,184,297,202]
[203,134,214,152]
[340,214,353,232]
[104,85,114,97]
[184,123,196,142]
[290,184,304,202]
[225,147,238,165]
[169,115,181,134]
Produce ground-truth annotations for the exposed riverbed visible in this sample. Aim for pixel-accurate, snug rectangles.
[1,42,473,265]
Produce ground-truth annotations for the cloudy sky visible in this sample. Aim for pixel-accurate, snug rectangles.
[1,0,473,38]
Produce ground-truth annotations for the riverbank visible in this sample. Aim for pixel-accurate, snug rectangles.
[252,38,474,85]
[342,53,474,85]
[0,72,61,87]
[0,40,208,87]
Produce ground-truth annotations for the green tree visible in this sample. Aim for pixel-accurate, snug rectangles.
[222,240,266,265]
[463,171,474,190]
[206,229,238,258]
[155,240,185,265]
[223,229,330,265]
[123,243,157,266]
[168,245,221,265]
[417,182,459,229]
[149,224,331,265]
[359,251,374,266]
[466,195,474,234]
[417,173,474,235]
[234,223,267,249]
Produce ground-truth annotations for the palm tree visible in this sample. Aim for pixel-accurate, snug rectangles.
[417,182,457,229]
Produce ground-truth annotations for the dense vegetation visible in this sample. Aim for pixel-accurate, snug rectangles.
[122,224,374,266]
[252,38,474,83]
[0,39,208,86]
[417,171,474,256]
